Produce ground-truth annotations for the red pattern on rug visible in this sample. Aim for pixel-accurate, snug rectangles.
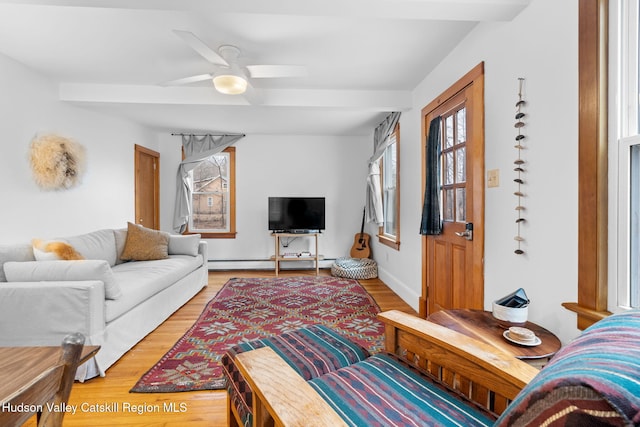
[130,276,384,392]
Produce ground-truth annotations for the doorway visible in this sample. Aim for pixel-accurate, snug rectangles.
[420,63,485,317]
[134,144,160,230]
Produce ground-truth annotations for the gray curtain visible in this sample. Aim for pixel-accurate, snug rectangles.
[420,116,442,235]
[173,133,244,233]
[366,112,401,226]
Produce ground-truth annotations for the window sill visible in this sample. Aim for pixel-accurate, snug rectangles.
[377,234,400,250]
[562,302,611,329]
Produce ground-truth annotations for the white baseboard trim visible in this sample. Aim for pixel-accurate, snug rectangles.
[208,259,335,271]
[377,265,420,313]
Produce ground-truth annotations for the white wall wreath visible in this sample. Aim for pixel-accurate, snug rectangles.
[29,134,86,190]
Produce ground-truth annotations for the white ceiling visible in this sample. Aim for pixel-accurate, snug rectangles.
[0,0,529,136]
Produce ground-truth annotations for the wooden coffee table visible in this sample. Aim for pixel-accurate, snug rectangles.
[428,309,561,368]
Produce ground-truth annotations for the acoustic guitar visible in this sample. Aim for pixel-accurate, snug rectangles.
[350,208,371,258]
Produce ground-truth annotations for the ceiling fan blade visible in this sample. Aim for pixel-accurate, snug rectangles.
[159,73,213,86]
[243,82,264,105]
[247,65,308,78]
[173,30,228,66]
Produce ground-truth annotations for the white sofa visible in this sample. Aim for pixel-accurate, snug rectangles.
[0,227,208,380]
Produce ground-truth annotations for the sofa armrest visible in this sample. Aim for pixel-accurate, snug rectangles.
[197,240,208,265]
[0,280,105,347]
[379,310,538,402]
[235,346,348,427]
[235,310,540,426]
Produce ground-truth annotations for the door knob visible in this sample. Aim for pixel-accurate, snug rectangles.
[455,223,473,241]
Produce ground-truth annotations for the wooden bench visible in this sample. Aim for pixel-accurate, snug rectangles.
[234,310,539,426]
[235,310,640,426]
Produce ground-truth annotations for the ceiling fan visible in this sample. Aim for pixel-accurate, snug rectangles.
[163,30,307,96]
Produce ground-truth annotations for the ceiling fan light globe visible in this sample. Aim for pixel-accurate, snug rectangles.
[213,74,247,95]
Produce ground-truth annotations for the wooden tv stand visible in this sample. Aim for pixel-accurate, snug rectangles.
[271,232,322,276]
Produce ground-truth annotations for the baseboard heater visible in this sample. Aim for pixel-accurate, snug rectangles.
[208,258,336,271]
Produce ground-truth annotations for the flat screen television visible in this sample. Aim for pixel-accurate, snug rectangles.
[268,197,325,233]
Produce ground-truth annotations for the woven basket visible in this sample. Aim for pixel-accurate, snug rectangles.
[331,257,378,279]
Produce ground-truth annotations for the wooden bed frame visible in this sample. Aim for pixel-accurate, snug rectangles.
[233,310,540,427]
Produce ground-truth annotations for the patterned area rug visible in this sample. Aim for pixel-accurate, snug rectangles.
[130,276,384,392]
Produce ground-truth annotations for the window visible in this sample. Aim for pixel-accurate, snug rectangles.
[379,123,400,249]
[614,0,640,309]
[441,107,467,224]
[186,147,236,238]
[571,0,639,326]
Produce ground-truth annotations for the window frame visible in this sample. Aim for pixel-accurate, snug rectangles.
[564,0,612,328]
[378,123,401,250]
[183,146,237,239]
[612,0,640,310]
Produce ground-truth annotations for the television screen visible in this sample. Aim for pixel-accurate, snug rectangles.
[268,197,325,232]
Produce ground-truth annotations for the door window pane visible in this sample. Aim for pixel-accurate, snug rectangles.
[444,152,454,185]
[456,188,466,222]
[444,189,454,221]
[456,108,467,144]
[445,115,454,149]
[455,147,466,183]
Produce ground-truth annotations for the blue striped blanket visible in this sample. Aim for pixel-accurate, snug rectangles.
[309,352,496,427]
[496,310,640,426]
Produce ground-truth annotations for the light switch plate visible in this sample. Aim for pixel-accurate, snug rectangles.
[487,169,499,188]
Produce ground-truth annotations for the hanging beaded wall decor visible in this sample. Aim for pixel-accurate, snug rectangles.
[514,78,526,255]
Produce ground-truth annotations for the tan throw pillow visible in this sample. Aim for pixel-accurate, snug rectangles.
[120,222,169,261]
[32,239,85,261]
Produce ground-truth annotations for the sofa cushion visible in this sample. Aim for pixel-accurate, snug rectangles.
[168,234,201,257]
[32,239,84,261]
[105,254,203,322]
[495,311,640,427]
[120,222,169,261]
[3,260,122,300]
[64,229,118,267]
[309,352,496,427]
[0,244,35,282]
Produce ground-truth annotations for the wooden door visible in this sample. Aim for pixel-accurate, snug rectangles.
[134,144,160,229]
[420,63,485,317]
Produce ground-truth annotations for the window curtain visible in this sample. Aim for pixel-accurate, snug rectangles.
[420,116,442,235]
[366,112,401,226]
[173,133,244,233]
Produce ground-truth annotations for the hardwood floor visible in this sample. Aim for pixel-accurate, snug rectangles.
[24,270,416,426]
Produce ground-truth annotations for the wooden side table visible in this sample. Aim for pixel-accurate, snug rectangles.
[428,309,561,368]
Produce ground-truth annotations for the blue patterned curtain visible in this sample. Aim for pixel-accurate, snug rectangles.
[420,116,442,235]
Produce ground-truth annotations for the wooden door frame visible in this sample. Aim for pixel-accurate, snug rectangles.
[134,144,160,229]
[419,62,485,318]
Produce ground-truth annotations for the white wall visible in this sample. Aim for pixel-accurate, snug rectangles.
[373,0,581,344]
[0,53,158,243]
[158,133,371,266]
[0,0,581,344]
